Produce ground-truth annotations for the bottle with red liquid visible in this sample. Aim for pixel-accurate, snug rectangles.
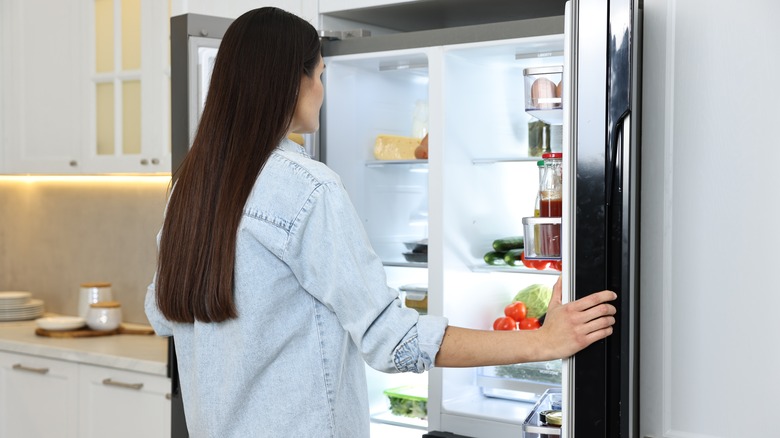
[538,152,562,257]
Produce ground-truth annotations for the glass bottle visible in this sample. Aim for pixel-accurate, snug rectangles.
[539,152,563,218]
[539,152,562,257]
[534,159,545,217]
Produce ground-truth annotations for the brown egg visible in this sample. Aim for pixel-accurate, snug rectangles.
[531,78,558,109]
[556,80,563,98]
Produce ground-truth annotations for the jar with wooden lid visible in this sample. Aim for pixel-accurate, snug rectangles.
[86,301,122,331]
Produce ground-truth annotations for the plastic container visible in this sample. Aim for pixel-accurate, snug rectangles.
[383,385,428,419]
[524,65,563,125]
[522,217,562,259]
[478,361,562,403]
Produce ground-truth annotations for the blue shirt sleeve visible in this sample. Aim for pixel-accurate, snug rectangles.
[281,179,448,373]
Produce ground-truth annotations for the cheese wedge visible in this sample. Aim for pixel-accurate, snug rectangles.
[373,135,421,160]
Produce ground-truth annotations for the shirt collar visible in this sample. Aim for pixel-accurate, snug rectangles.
[277,137,310,158]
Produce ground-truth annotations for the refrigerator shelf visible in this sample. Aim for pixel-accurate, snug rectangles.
[522,388,563,437]
[471,265,560,275]
[366,160,428,167]
[471,157,546,165]
[370,410,428,430]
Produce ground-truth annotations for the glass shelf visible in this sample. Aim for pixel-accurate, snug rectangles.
[384,261,428,269]
[366,160,428,167]
[471,265,560,275]
[471,157,544,165]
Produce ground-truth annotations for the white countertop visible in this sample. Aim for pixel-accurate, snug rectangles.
[0,319,168,376]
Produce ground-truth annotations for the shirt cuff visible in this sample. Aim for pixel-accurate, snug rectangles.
[393,315,448,373]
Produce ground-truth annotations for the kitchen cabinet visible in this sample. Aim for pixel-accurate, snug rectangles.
[0,350,169,438]
[0,351,80,438]
[0,0,171,174]
[78,364,170,438]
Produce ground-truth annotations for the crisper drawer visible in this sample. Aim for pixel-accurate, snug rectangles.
[477,360,561,403]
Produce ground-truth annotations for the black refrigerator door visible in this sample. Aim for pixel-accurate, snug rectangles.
[570,0,641,436]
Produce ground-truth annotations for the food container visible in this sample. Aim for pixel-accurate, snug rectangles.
[522,217,562,259]
[383,385,428,419]
[399,284,428,314]
[524,65,563,125]
[86,301,122,331]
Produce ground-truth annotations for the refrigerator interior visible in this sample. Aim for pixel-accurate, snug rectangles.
[323,31,568,437]
[437,36,564,436]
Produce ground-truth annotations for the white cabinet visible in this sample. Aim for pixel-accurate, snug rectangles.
[0,351,170,438]
[0,351,80,438]
[319,0,417,14]
[78,364,170,438]
[0,0,171,174]
[0,0,87,174]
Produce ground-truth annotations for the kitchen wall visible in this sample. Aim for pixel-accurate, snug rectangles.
[0,177,170,323]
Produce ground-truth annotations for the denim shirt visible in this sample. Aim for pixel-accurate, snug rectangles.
[145,139,448,438]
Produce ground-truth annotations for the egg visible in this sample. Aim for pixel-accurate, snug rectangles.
[530,78,558,109]
[556,79,563,98]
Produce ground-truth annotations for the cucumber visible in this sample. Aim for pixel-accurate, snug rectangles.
[483,251,507,265]
[492,236,524,252]
[504,249,524,266]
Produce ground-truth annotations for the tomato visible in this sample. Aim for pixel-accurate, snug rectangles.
[518,317,541,330]
[504,301,527,322]
[549,260,562,271]
[493,316,517,331]
[520,251,550,270]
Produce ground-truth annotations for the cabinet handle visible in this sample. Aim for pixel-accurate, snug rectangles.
[102,378,143,390]
[140,159,149,165]
[12,363,50,374]
[165,393,172,400]
[151,158,160,165]
[69,160,78,167]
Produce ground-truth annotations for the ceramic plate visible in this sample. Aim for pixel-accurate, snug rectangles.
[35,316,86,331]
[0,291,32,305]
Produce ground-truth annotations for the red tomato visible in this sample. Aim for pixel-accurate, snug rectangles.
[549,260,562,271]
[518,317,541,330]
[520,251,550,270]
[493,316,517,331]
[504,301,527,322]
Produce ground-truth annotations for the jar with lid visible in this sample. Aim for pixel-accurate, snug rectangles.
[86,301,122,331]
[538,152,562,257]
[539,152,563,218]
[534,159,545,217]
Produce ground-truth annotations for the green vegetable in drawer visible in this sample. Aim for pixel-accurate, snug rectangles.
[484,251,507,265]
[492,236,525,252]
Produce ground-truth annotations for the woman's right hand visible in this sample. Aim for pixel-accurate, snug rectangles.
[536,276,617,360]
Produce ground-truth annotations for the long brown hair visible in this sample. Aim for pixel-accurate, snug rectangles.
[156,8,321,323]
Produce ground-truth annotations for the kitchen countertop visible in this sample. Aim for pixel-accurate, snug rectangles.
[0,319,168,376]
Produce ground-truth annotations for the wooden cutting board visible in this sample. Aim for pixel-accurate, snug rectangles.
[35,324,155,338]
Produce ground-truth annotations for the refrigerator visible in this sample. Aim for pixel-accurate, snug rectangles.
[168,0,641,436]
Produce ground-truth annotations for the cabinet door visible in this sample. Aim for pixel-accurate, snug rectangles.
[0,351,79,438]
[78,364,171,438]
[0,0,87,174]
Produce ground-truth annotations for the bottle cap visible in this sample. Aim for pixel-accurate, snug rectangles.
[537,160,545,167]
[90,301,121,308]
[542,152,563,159]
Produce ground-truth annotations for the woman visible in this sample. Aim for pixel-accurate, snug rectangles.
[145,7,617,438]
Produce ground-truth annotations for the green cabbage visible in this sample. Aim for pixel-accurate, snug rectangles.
[512,284,553,319]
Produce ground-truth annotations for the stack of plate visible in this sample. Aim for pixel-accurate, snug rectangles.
[0,291,45,321]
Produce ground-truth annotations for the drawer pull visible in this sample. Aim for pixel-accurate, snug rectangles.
[165,393,172,400]
[12,363,50,374]
[102,378,143,390]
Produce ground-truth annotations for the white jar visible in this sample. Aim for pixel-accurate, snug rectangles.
[78,282,113,318]
[86,301,122,331]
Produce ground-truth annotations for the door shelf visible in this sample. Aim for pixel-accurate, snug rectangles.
[471,265,560,275]
[522,388,563,436]
[471,157,546,165]
[370,410,428,430]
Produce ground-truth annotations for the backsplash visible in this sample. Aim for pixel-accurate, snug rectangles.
[0,177,171,324]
